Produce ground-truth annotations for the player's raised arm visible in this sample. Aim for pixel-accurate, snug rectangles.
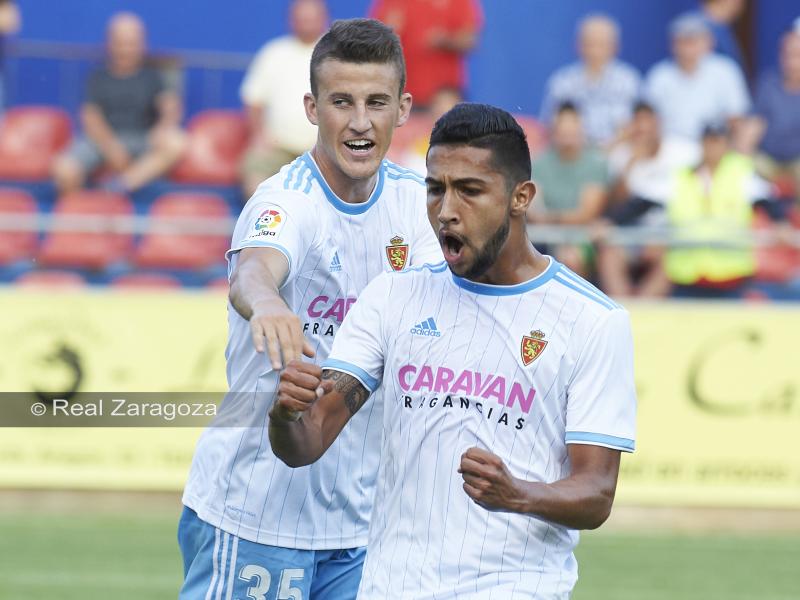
[269,363,370,467]
[229,247,315,370]
[270,271,392,467]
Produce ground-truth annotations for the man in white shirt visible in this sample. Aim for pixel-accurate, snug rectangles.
[270,103,637,599]
[239,0,328,197]
[645,13,750,142]
[179,18,442,600]
[540,13,641,147]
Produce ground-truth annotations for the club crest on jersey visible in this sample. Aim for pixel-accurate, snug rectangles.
[386,235,409,271]
[521,330,548,366]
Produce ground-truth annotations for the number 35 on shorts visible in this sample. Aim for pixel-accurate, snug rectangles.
[238,565,305,600]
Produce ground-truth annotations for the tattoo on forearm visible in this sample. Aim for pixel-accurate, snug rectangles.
[322,370,369,416]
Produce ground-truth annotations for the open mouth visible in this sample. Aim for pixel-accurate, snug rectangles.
[343,139,375,153]
[440,231,465,263]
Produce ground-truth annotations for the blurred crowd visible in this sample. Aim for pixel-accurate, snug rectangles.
[1,0,799,298]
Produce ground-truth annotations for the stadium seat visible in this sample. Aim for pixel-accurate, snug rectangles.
[133,192,231,270]
[111,272,183,289]
[170,110,249,185]
[0,106,72,181]
[207,276,230,290]
[513,114,549,157]
[385,113,433,164]
[37,191,134,270]
[753,209,800,283]
[0,188,38,265]
[16,270,87,287]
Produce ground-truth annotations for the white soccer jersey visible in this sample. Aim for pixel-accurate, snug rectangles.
[182,152,442,549]
[324,258,637,599]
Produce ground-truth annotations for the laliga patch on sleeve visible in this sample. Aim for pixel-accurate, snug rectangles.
[245,206,286,241]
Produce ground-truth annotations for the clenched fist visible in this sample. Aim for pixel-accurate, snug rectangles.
[458,447,528,513]
[269,360,332,423]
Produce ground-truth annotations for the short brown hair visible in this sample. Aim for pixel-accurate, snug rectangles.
[310,18,406,97]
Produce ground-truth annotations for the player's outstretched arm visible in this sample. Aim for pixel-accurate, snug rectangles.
[458,444,621,530]
[229,247,314,369]
[269,361,370,468]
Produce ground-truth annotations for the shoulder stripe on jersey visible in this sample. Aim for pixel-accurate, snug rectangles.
[385,162,424,177]
[387,171,425,186]
[395,260,448,275]
[227,240,293,274]
[282,159,303,190]
[565,431,635,452]
[558,266,621,308]
[302,171,314,194]
[291,165,310,191]
[384,160,423,177]
[322,359,380,392]
[553,273,616,310]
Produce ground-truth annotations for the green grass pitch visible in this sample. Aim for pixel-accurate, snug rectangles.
[0,509,798,599]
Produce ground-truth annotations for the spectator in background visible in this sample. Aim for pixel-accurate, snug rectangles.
[239,0,327,198]
[528,102,609,276]
[665,122,770,298]
[52,12,186,194]
[0,0,21,114]
[541,14,640,147]
[741,30,800,204]
[691,0,747,68]
[369,0,482,108]
[645,13,749,142]
[397,86,462,173]
[596,102,700,298]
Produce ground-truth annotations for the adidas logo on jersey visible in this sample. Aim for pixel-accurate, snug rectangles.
[410,317,441,337]
[329,251,342,272]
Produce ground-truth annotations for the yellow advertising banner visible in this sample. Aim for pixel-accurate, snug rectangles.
[0,290,228,491]
[0,290,798,507]
[618,301,800,508]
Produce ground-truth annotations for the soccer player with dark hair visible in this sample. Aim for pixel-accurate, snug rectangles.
[179,18,441,599]
[271,103,637,599]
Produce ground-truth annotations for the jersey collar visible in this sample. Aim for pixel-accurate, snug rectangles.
[451,256,560,296]
[301,152,385,215]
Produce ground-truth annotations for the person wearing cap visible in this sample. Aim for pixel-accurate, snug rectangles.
[663,121,770,298]
[644,13,749,142]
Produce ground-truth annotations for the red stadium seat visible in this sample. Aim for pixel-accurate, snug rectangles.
[513,113,549,157]
[170,110,249,185]
[0,106,72,180]
[753,210,800,283]
[133,192,231,270]
[16,270,87,288]
[111,272,183,289]
[386,113,433,164]
[207,276,230,290]
[0,187,37,264]
[38,191,134,270]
